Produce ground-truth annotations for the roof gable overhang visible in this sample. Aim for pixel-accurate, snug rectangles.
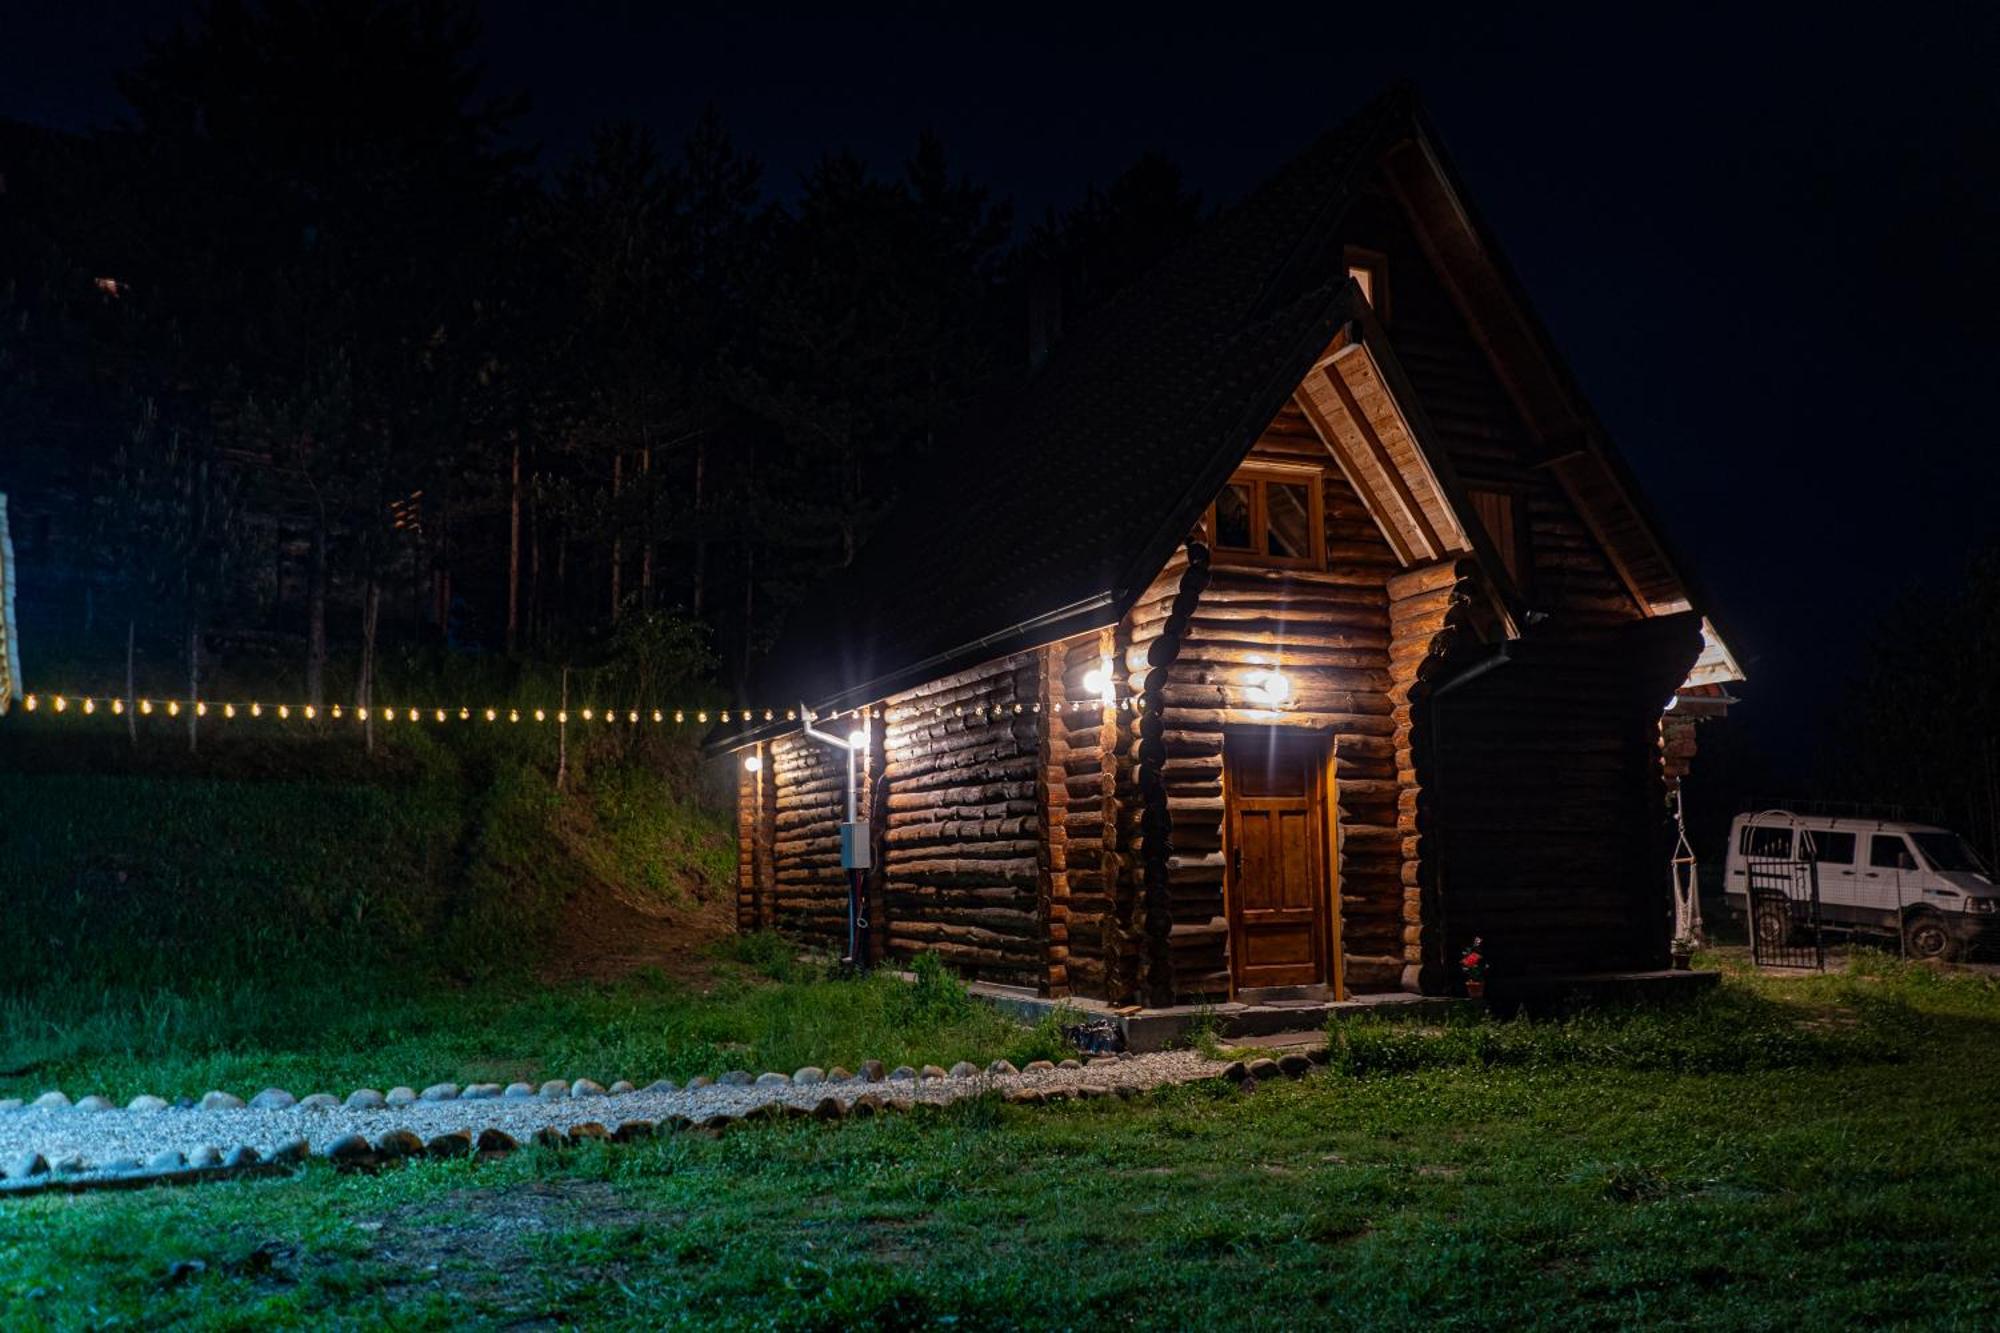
[1378,112,1745,683]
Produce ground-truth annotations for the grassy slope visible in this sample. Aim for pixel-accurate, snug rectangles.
[2,957,1996,1329]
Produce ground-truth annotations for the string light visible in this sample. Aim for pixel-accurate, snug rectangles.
[12,688,1131,734]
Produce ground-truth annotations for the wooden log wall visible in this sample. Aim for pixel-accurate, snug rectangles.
[1386,558,1479,992]
[1431,614,1703,976]
[734,742,776,932]
[1111,411,1414,1003]
[877,653,1045,988]
[766,731,855,953]
[1054,629,1124,999]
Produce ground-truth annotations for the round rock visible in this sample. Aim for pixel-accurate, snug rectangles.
[345,1089,387,1110]
[419,1083,460,1102]
[385,1087,418,1107]
[427,1130,474,1158]
[921,1065,948,1081]
[503,1082,536,1099]
[988,1060,1019,1077]
[461,1083,502,1100]
[827,1066,854,1083]
[324,1136,371,1165]
[1058,1058,1083,1071]
[146,1149,186,1172]
[5,1153,49,1180]
[792,1066,826,1086]
[188,1146,224,1168]
[685,1075,714,1090]
[199,1091,245,1111]
[476,1128,519,1154]
[719,1070,753,1087]
[297,1093,340,1111]
[1024,1060,1056,1074]
[100,1156,144,1174]
[249,1088,296,1111]
[571,1079,606,1098]
[223,1146,261,1168]
[859,1059,887,1082]
[608,1080,635,1095]
[538,1080,569,1099]
[270,1138,310,1164]
[753,1072,790,1087]
[641,1079,678,1095]
[888,1066,917,1082]
[568,1122,611,1145]
[74,1095,116,1113]
[0,1099,21,1113]
[375,1129,425,1158]
[947,1061,981,1079]
[612,1120,655,1143]
[31,1092,71,1111]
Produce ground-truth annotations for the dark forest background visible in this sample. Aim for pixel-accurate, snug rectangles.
[1,0,1996,867]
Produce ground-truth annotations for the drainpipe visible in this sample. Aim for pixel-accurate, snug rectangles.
[801,703,869,966]
[1425,642,1514,993]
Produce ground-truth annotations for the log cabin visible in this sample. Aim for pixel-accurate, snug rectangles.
[711,89,1743,1007]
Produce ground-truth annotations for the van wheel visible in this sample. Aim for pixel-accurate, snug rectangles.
[1753,902,1793,950]
[1902,909,1954,961]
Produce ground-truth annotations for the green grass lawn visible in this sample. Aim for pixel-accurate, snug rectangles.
[4,955,1999,1330]
[0,946,1067,1106]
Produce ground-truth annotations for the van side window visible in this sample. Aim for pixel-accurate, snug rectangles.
[1869,835,1916,870]
[1740,826,1794,859]
[1806,831,1855,864]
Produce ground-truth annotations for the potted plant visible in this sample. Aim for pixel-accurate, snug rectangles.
[1670,933,1697,971]
[1460,937,1487,999]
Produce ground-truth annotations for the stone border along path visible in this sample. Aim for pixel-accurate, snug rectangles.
[0,1051,1325,1198]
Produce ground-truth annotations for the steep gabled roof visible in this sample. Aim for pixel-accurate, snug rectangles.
[738,86,1739,745]
[756,91,1415,715]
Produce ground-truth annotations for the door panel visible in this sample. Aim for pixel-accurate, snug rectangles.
[1226,730,1333,992]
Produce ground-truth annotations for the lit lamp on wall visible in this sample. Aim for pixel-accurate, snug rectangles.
[743,752,763,773]
[1246,669,1291,708]
[1081,661,1117,705]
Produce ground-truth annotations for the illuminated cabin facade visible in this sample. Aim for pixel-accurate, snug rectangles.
[715,91,1742,1006]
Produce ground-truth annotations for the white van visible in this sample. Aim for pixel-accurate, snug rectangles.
[1724,812,1998,959]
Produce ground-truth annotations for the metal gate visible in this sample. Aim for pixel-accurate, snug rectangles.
[1745,816,1825,969]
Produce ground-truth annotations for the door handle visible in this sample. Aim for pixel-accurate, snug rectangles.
[1864,872,1879,878]
[1232,848,1243,878]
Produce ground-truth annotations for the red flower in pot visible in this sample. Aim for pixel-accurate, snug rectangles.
[1460,937,1487,999]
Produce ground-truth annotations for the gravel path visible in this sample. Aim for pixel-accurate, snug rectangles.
[0,1051,1238,1189]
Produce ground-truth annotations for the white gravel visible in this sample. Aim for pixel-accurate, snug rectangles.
[0,1051,1230,1178]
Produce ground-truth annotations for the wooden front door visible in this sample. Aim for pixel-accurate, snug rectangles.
[1225,729,1334,993]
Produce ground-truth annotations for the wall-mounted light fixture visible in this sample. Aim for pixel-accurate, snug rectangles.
[1247,669,1291,707]
[743,752,763,773]
[1081,660,1117,704]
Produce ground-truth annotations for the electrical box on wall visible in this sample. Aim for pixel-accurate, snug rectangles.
[839,820,872,870]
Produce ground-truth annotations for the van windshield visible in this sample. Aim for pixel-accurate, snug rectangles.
[1910,833,1991,877]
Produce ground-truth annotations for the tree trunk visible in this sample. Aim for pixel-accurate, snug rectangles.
[357,579,380,756]
[186,621,200,755]
[506,437,521,655]
[557,665,570,793]
[609,450,624,623]
[306,510,327,709]
[639,444,653,612]
[692,439,707,616]
[124,619,137,748]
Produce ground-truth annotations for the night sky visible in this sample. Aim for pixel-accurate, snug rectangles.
[7,2,1998,774]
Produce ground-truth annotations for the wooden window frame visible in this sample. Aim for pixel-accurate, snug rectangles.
[1466,484,1532,595]
[1344,245,1389,323]
[1208,468,1326,571]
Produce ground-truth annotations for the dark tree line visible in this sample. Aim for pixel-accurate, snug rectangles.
[0,0,1204,732]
